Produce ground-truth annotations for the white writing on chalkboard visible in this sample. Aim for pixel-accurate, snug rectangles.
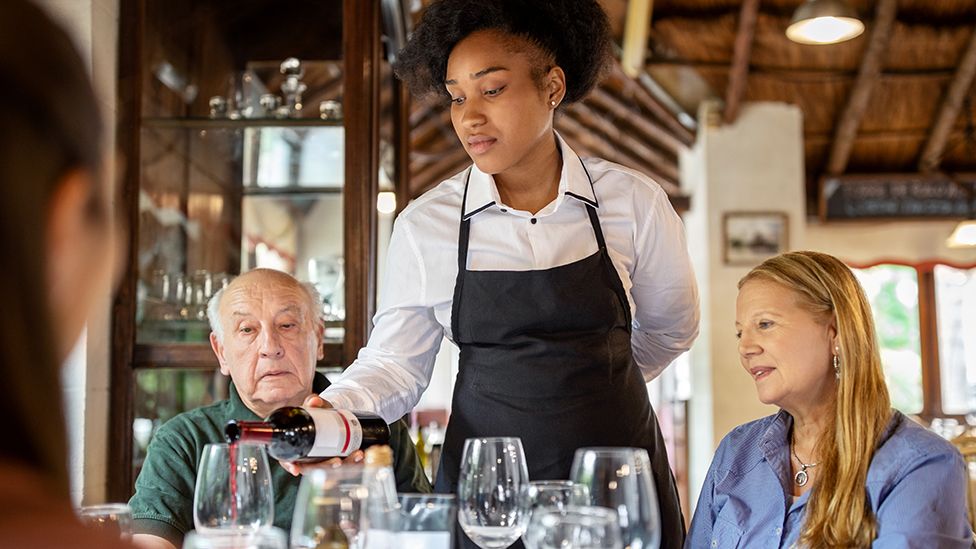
[821,175,976,220]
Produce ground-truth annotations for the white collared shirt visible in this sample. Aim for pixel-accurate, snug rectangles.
[322,133,700,422]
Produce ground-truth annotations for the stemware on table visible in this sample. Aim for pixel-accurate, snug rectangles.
[395,493,457,549]
[182,526,288,549]
[77,503,133,541]
[193,443,274,533]
[570,447,661,549]
[525,505,623,549]
[457,436,531,548]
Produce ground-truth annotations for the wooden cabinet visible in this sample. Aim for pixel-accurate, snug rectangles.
[109,0,404,499]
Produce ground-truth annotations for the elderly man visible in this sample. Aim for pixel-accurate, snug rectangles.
[129,268,430,549]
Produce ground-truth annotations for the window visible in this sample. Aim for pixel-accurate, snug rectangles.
[851,262,976,418]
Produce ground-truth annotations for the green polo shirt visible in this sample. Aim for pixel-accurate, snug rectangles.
[128,373,430,546]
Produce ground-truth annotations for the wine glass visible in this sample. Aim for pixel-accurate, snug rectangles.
[290,465,367,549]
[457,437,530,548]
[521,482,590,549]
[570,448,660,549]
[193,443,274,533]
[77,503,133,541]
[395,493,457,549]
[525,506,622,549]
[182,526,288,549]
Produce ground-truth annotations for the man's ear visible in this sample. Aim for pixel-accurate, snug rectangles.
[315,321,325,361]
[210,332,230,375]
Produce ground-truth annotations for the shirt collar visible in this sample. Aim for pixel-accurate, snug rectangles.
[462,131,598,220]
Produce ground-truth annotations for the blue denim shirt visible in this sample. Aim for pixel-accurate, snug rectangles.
[686,410,972,548]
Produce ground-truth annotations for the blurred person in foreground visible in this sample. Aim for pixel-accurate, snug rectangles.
[0,1,128,548]
[686,250,971,548]
[128,268,430,549]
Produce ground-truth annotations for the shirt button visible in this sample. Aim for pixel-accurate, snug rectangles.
[530,218,537,224]
[776,527,782,534]
[711,540,717,547]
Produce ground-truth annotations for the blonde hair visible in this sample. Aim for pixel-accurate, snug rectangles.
[739,251,891,548]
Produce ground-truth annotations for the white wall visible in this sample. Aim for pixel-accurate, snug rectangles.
[807,220,976,265]
[682,101,807,507]
[38,0,119,506]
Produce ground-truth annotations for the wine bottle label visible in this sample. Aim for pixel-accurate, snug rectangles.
[307,409,363,457]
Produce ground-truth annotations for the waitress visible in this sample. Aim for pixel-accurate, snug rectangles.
[316,0,699,546]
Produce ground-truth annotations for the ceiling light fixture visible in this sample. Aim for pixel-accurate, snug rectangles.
[786,0,865,45]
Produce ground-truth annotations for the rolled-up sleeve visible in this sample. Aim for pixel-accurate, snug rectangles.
[873,447,972,548]
[629,182,700,381]
[320,217,445,423]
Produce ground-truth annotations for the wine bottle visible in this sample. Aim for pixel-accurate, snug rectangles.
[224,407,390,461]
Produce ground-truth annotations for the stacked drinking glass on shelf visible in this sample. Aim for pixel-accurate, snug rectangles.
[141,269,233,339]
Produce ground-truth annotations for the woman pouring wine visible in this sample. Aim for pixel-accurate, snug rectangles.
[291,1,700,546]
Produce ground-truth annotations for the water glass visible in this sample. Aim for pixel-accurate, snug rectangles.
[291,465,367,549]
[182,526,287,549]
[570,448,660,549]
[521,482,590,549]
[194,443,274,533]
[525,506,622,549]
[78,503,133,540]
[457,437,530,548]
[395,493,456,549]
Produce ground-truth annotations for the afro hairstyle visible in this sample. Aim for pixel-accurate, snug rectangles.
[394,0,612,104]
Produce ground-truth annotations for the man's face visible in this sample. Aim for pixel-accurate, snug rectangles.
[210,272,324,417]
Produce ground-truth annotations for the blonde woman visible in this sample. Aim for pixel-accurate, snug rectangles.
[686,251,971,548]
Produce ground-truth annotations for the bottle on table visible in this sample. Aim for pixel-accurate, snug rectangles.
[224,407,390,461]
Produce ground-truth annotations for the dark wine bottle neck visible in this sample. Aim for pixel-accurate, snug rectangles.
[225,420,275,444]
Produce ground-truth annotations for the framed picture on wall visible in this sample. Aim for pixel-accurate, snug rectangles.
[722,211,789,266]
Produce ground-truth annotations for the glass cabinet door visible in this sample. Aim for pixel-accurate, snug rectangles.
[113,0,395,495]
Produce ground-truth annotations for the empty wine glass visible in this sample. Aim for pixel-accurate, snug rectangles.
[290,465,367,549]
[525,506,622,549]
[522,481,590,548]
[570,448,660,549]
[193,443,274,533]
[457,437,530,548]
[395,493,456,549]
[78,503,133,541]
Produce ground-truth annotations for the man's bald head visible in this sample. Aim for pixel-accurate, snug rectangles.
[207,268,322,343]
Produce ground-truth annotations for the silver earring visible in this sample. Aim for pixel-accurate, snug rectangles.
[833,353,841,380]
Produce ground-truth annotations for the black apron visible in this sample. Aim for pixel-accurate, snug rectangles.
[434,167,685,549]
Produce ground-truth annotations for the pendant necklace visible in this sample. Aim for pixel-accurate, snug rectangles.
[791,443,818,487]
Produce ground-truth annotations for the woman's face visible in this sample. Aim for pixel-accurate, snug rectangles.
[46,166,123,362]
[735,279,837,413]
[445,29,562,177]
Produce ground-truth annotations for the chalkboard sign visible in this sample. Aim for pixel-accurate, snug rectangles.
[820,174,976,221]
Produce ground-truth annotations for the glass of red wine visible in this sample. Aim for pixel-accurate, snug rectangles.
[193,442,274,533]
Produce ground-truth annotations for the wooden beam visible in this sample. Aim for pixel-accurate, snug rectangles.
[586,87,685,153]
[723,0,760,124]
[918,26,976,173]
[622,0,654,78]
[608,62,696,145]
[649,59,956,81]
[825,0,898,176]
[565,103,680,182]
[556,115,680,194]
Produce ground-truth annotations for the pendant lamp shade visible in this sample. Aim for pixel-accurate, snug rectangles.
[787,0,865,45]
[947,219,976,248]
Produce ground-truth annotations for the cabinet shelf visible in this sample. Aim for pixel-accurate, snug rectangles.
[243,186,343,196]
[133,342,344,369]
[143,117,343,129]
